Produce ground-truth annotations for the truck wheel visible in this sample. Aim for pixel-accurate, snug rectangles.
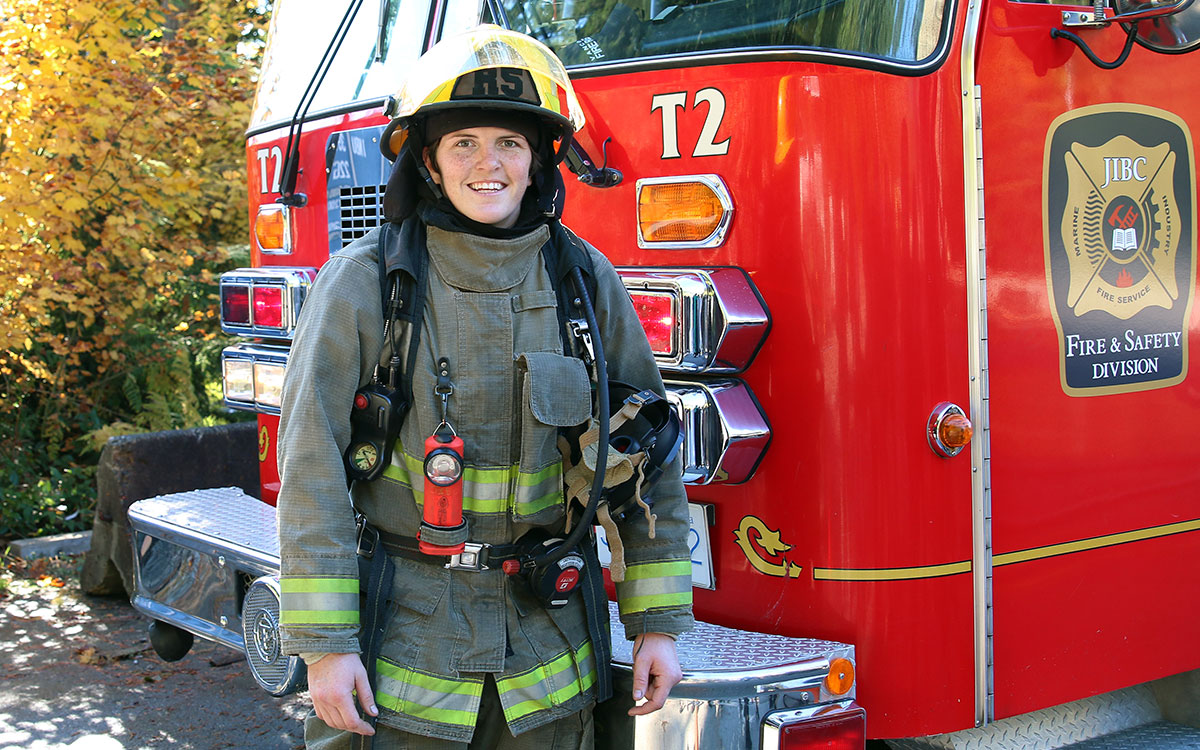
[148,620,194,662]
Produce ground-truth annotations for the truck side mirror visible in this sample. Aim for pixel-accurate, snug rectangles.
[1116,0,1200,53]
[1053,0,1200,69]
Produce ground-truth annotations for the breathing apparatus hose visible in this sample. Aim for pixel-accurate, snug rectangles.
[532,266,608,567]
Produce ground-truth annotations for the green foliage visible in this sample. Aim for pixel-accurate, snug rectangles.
[0,411,98,540]
[0,1,267,541]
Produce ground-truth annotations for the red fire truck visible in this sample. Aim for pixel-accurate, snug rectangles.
[127,0,1200,747]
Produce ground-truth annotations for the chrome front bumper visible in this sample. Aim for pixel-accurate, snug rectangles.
[128,487,856,749]
[128,487,279,652]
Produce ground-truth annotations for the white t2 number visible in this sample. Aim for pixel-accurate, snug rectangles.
[651,88,730,160]
[256,146,284,194]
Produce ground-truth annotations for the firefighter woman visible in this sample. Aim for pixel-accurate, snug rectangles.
[277,25,695,749]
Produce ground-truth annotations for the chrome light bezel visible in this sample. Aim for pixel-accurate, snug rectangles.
[635,174,734,249]
[219,267,316,340]
[618,267,771,374]
[255,203,294,255]
[664,378,771,485]
[222,343,289,415]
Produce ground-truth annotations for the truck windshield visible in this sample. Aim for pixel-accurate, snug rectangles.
[499,0,949,67]
[251,0,948,131]
[250,0,430,129]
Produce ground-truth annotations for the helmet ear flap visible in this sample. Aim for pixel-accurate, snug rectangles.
[380,119,406,161]
[534,159,566,218]
[382,119,443,222]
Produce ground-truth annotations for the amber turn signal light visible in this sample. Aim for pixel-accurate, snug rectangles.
[254,204,290,253]
[825,657,855,696]
[636,175,732,247]
[940,413,973,449]
[927,402,972,458]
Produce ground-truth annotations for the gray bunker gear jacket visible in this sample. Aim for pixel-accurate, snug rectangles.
[277,223,694,742]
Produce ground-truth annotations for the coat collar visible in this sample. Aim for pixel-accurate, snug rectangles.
[425,224,550,292]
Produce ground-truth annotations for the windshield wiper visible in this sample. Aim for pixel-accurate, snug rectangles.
[279,0,367,206]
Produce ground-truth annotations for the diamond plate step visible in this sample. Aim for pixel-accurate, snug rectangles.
[886,685,1162,750]
[1059,721,1200,750]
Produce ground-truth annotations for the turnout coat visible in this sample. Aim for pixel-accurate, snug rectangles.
[276,221,694,742]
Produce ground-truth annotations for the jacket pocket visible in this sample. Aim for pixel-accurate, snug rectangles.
[381,556,449,664]
[513,352,591,521]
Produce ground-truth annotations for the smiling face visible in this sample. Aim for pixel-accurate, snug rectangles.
[423,126,534,228]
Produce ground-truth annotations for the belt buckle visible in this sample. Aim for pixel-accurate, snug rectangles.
[446,543,488,572]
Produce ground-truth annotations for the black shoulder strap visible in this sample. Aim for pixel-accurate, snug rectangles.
[374,218,429,410]
[544,221,598,358]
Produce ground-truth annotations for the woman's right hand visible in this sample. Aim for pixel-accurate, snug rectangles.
[308,653,378,735]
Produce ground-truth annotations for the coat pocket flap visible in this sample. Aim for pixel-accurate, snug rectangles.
[517,352,591,427]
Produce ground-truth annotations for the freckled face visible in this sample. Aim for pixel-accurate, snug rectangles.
[423,126,534,228]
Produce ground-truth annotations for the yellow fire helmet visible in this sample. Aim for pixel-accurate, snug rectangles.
[380,25,586,161]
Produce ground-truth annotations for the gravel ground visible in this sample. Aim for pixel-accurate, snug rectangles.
[0,555,309,750]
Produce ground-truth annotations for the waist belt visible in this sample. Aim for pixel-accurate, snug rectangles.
[357,521,522,572]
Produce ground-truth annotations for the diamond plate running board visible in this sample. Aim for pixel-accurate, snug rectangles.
[887,684,1162,750]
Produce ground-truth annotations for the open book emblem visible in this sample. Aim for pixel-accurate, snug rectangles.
[1059,136,1181,319]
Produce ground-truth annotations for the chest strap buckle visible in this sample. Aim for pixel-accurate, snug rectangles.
[356,517,380,559]
[446,542,489,572]
[568,318,596,365]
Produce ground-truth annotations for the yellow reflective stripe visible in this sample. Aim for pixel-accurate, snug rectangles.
[621,560,692,581]
[383,448,563,516]
[375,661,482,729]
[514,488,561,516]
[616,561,693,616]
[280,609,359,625]
[280,578,358,593]
[280,577,359,626]
[499,643,588,692]
[505,667,596,723]
[497,642,595,722]
[517,463,561,486]
[616,591,693,617]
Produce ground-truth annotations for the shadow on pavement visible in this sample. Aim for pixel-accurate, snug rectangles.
[0,556,308,750]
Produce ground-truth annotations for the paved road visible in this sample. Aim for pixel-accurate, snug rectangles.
[0,558,308,750]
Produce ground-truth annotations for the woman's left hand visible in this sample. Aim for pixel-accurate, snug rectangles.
[628,632,683,716]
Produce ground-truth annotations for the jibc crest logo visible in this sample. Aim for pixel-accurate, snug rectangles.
[1044,104,1196,396]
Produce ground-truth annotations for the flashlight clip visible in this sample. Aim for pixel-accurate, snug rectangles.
[434,357,455,435]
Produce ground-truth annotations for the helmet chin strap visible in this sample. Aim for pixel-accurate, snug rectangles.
[416,160,445,202]
[408,120,446,202]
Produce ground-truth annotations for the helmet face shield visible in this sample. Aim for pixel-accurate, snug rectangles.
[382,25,585,160]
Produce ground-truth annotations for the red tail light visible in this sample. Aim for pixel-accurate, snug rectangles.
[253,286,284,329]
[218,268,315,339]
[762,702,865,750]
[221,285,251,325]
[618,267,769,374]
[629,291,676,356]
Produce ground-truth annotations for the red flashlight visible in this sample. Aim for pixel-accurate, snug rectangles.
[419,431,466,555]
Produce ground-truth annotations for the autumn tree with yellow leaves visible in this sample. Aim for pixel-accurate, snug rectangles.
[0,0,268,538]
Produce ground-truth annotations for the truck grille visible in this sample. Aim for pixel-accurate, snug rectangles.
[338,184,385,245]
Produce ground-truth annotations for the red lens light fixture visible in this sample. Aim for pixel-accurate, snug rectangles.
[221,286,251,326]
[629,291,676,356]
[253,286,284,329]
